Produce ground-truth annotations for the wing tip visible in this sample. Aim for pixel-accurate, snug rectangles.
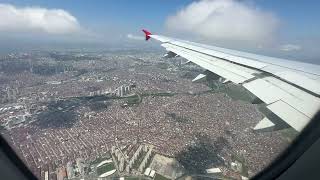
[142,29,152,41]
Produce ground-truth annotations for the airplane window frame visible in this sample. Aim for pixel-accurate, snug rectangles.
[253,110,320,180]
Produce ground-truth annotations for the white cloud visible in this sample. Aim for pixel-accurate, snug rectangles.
[127,34,144,40]
[0,4,81,34]
[165,0,279,43]
[279,44,301,51]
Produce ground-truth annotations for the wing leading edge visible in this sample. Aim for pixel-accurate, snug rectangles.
[143,29,320,132]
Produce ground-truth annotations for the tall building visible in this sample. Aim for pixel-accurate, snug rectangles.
[6,87,18,101]
[113,84,134,97]
[6,87,11,100]
[56,167,67,180]
[66,162,74,179]
[76,158,85,176]
[120,85,124,97]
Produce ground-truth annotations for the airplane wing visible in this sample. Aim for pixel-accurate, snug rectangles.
[142,29,320,132]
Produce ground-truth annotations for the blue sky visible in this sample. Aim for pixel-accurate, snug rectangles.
[0,0,192,32]
[257,0,320,37]
[1,0,318,35]
[0,0,319,62]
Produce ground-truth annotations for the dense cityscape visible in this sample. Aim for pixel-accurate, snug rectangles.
[0,49,293,180]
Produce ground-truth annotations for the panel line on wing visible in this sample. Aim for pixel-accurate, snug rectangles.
[162,43,259,84]
[165,46,247,83]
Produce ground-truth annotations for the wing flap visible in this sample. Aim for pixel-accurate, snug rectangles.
[274,71,320,95]
[243,77,320,119]
[267,100,310,132]
[243,78,284,104]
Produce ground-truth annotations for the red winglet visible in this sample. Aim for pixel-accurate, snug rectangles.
[142,29,152,41]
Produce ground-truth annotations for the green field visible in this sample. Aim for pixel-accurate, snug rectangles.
[97,162,115,176]
[154,173,170,180]
[90,155,111,165]
[126,94,142,105]
[141,92,175,97]
[156,62,169,69]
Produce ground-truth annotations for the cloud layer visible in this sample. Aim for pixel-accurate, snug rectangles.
[127,34,144,40]
[279,44,301,51]
[0,4,81,34]
[165,0,279,43]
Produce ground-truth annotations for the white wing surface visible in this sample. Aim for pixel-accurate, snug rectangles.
[142,29,320,132]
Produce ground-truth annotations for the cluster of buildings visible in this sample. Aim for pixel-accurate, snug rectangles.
[5,86,19,101]
[0,104,31,130]
[0,86,19,103]
[56,157,114,180]
[112,84,135,97]
[144,168,156,178]
[0,51,290,180]
[111,143,153,174]
[56,158,88,180]
[88,89,107,97]
[87,84,135,97]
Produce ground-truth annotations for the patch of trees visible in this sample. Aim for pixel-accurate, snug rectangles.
[88,101,111,112]
[176,134,229,174]
[165,112,190,123]
[32,63,67,76]
[34,96,111,129]
[0,60,29,74]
